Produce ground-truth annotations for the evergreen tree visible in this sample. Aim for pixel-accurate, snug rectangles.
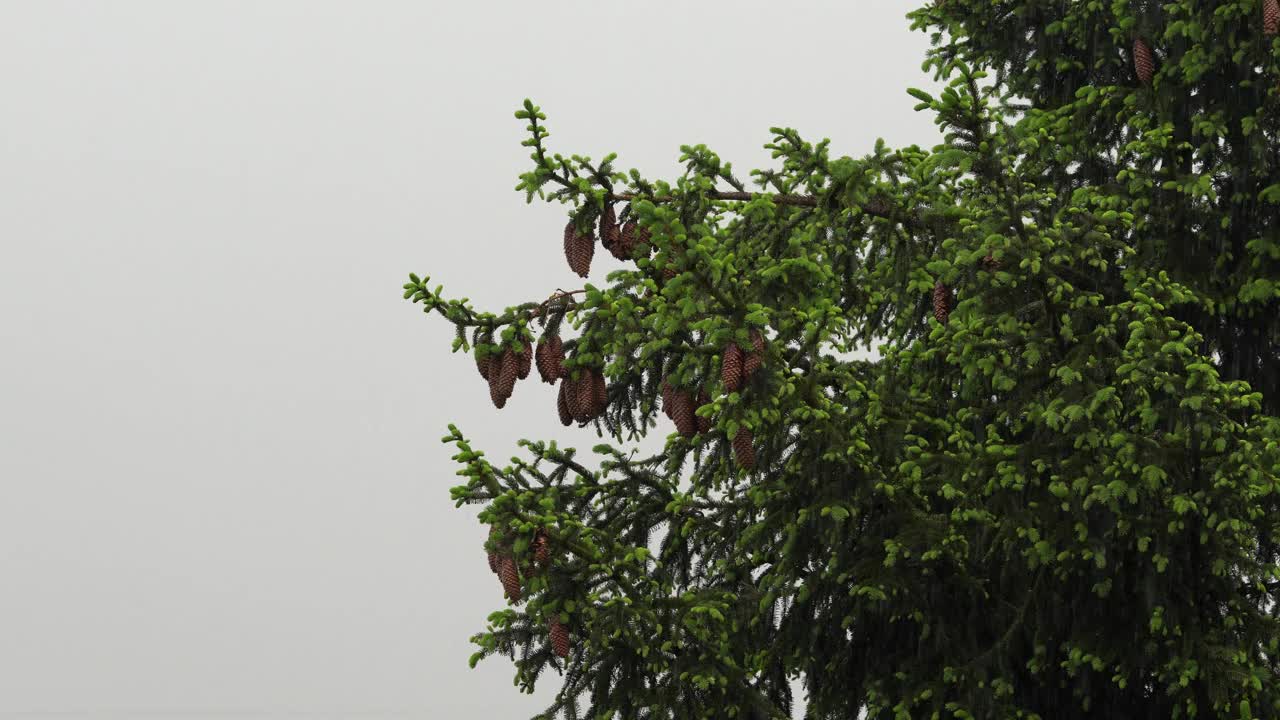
[403,2,1280,717]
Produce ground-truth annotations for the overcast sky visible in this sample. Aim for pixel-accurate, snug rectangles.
[0,2,943,717]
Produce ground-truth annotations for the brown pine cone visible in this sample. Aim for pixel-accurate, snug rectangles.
[532,530,551,567]
[536,335,565,384]
[591,369,608,417]
[488,353,509,409]
[932,280,952,325]
[600,204,621,254]
[1133,37,1154,85]
[660,377,675,418]
[981,254,1002,271]
[668,388,696,437]
[493,348,519,402]
[516,342,533,380]
[563,221,594,277]
[732,426,756,470]
[662,267,677,282]
[721,343,744,393]
[498,554,522,604]
[549,615,571,658]
[743,329,764,377]
[557,380,573,426]
[632,224,652,259]
[486,527,501,573]
[475,349,492,381]
[569,371,594,421]
[617,220,637,260]
[695,387,713,434]
[1266,0,1279,36]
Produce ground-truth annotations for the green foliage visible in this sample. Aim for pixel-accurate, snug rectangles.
[406,2,1280,718]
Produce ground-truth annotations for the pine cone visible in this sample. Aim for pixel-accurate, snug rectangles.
[721,343,744,392]
[932,280,952,325]
[475,349,492,381]
[492,348,519,404]
[489,355,509,409]
[516,342,533,380]
[1266,0,1279,36]
[532,530,551,567]
[733,426,756,470]
[742,329,765,377]
[1133,37,1155,85]
[486,527,501,573]
[600,204,621,254]
[591,369,608,417]
[633,224,652,259]
[557,380,573,426]
[695,388,713,434]
[617,220,638,260]
[536,334,565,384]
[660,377,675,418]
[569,371,594,421]
[498,554,522,604]
[563,221,594,277]
[549,615,571,658]
[668,388,696,437]
[981,254,1002,271]
[662,267,677,282]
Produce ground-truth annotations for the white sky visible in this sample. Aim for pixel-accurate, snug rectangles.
[0,1,943,717]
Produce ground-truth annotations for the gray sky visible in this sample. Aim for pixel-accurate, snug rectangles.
[0,2,942,717]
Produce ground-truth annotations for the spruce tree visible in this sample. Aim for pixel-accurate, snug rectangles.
[403,2,1280,717]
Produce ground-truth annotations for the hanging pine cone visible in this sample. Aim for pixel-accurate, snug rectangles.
[662,267,678,282]
[549,615,571,658]
[557,380,573,426]
[532,530,551,567]
[1266,0,1280,36]
[497,555,522,604]
[489,351,511,409]
[487,527,502,573]
[668,388,696,437]
[721,343,744,392]
[932,280,952,325]
[475,348,492,381]
[491,347,519,405]
[742,329,765,377]
[536,334,565,384]
[563,221,594,277]
[591,369,608,417]
[660,377,675,418]
[633,223,652,259]
[568,371,594,421]
[695,387,713,434]
[981,254,1002,271]
[617,220,638,260]
[600,204,621,255]
[1133,37,1155,85]
[733,426,756,469]
[516,342,533,380]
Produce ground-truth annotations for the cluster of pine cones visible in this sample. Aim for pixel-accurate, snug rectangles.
[475,329,611,423]
[477,341,532,409]
[485,528,570,657]
[1134,3,1278,87]
[656,328,767,469]
[564,203,652,278]
[486,527,552,605]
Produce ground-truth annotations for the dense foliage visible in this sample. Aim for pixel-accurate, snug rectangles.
[403,2,1280,717]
